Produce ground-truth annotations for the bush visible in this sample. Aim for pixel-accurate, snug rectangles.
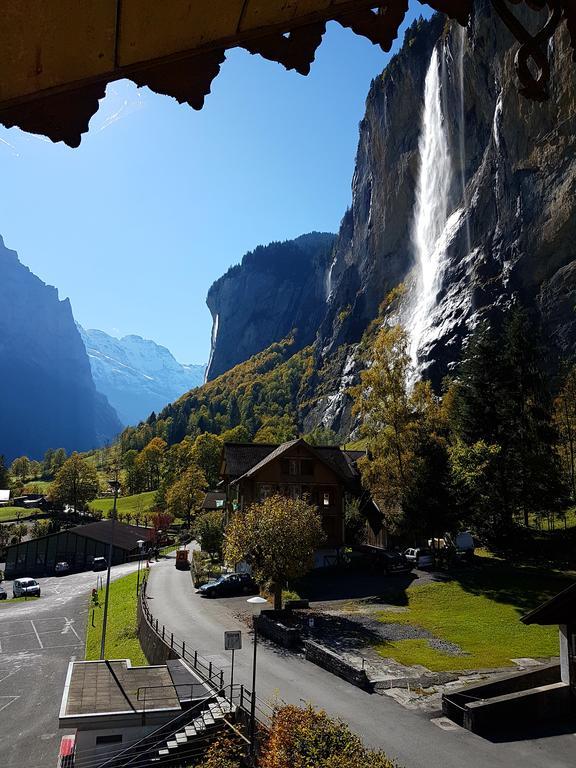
[261,705,398,768]
[196,734,246,768]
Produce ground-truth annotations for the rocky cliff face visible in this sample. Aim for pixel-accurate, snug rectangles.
[205,232,335,380]
[0,238,122,461]
[79,327,205,426]
[307,2,576,435]
[180,3,576,442]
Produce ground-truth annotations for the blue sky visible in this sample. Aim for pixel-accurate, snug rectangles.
[0,6,430,364]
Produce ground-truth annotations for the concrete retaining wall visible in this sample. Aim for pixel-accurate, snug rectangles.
[137,591,179,665]
[442,663,567,731]
[303,639,371,690]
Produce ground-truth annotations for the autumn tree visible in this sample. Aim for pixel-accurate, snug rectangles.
[261,705,396,768]
[150,511,174,546]
[166,463,206,526]
[224,494,324,610]
[50,453,100,511]
[352,324,452,537]
[136,437,167,491]
[190,433,223,488]
[11,456,31,485]
[554,364,576,503]
[194,511,224,560]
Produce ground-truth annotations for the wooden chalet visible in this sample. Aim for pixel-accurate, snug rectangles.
[220,438,368,558]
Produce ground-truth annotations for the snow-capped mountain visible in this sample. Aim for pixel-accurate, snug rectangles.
[78,327,205,426]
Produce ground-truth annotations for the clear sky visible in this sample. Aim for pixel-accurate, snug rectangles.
[0,6,430,365]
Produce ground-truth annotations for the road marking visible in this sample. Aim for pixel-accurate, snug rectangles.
[0,696,19,713]
[62,617,81,640]
[30,620,43,650]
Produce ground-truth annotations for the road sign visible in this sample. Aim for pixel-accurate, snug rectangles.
[224,630,242,651]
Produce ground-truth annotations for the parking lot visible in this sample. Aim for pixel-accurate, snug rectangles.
[0,615,82,653]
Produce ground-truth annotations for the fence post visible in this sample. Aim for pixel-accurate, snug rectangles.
[171,632,173,649]
[155,618,158,633]
[162,625,165,641]
[182,640,185,656]
[240,685,244,709]
[209,661,213,680]
[220,670,224,689]
[194,650,198,667]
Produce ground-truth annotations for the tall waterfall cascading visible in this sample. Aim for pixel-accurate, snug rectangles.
[409,45,453,369]
[204,313,219,383]
[457,26,472,255]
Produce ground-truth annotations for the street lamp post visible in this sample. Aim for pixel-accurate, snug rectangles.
[246,595,267,760]
[136,539,145,595]
[100,476,120,660]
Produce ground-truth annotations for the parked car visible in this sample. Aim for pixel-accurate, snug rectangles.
[55,561,71,575]
[0,584,7,600]
[381,550,412,574]
[13,577,41,597]
[196,573,258,598]
[92,556,108,572]
[404,547,434,569]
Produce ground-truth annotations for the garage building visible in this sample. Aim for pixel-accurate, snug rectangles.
[4,520,151,578]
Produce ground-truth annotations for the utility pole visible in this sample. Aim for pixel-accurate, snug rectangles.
[100,460,120,660]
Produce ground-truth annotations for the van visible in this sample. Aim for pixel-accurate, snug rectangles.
[13,577,41,597]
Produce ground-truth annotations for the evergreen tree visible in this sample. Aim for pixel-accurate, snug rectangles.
[0,455,9,489]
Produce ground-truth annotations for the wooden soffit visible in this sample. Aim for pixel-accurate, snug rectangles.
[0,1,573,146]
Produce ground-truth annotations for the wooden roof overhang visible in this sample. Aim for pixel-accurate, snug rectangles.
[1,1,574,147]
[0,0,466,148]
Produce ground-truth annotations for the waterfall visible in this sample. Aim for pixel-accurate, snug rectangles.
[204,313,219,383]
[409,45,453,369]
[457,26,471,255]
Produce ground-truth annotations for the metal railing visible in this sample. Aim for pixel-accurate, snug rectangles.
[139,579,275,728]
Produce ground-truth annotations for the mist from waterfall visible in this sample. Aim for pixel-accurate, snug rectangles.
[409,45,453,369]
[457,26,472,255]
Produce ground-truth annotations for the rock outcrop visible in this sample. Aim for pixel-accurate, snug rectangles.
[79,327,205,426]
[0,238,122,460]
[205,232,335,380]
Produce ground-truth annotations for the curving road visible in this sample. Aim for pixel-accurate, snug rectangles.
[146,554,575,768]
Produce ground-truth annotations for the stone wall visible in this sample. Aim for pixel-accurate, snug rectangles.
[255,612,301,649]
[137,591,180,666]
[303,639,371,690]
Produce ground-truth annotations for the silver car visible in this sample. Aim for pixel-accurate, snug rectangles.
[404,548,434,569]
[13,577,41,597]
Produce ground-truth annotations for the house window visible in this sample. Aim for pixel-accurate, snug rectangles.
[289,459,299,476]
[300,460,314,477]
[281,458,314,477]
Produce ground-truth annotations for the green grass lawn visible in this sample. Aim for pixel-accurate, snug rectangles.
[0,506,35,522]
[85,570,147,665]
[88,491,156,519]
[373,561,573,672]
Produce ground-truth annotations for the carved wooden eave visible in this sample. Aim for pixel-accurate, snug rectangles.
[0,0,573,147]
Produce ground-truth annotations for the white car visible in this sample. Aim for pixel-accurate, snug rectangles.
[404,548,434,569]
[13,577,41,598]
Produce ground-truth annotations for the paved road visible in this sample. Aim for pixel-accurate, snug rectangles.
[0,563,137,768]
[146,557,575,768]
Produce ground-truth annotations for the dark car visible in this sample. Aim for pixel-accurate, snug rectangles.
[381,551,412,575]
[92,556,108,572]
[0,584,6,600]
[55,561,71,575]
[196,573,258,598]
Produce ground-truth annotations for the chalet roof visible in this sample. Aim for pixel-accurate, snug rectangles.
[0,2,483,147]
[223,439,364,486]
[521,582,576,626]
[67,520,151,552]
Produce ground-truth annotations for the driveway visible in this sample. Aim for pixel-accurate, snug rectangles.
[0,563,137,768]
[146,556,575,768]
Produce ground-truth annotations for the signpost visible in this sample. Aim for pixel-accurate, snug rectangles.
[224,631,242,699]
